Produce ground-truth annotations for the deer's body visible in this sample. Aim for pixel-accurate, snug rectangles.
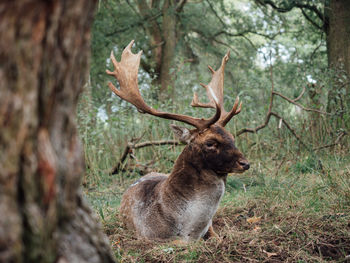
[120,171,225,241]
[107,41,249,242]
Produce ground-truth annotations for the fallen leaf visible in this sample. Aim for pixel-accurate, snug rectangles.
[253,226,261,232]
[247,216,261,224]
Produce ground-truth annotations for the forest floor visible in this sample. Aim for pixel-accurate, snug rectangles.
[84,150,350,262]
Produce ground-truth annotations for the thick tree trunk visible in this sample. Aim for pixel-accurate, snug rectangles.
[326,0,350,112]
[0,1,115,262]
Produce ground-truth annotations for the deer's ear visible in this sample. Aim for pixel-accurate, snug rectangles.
[170,124,192,144]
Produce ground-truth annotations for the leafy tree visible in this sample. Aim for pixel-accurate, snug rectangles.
[255,0,350,113]
[91,0,271,103]
[90,0,346,136]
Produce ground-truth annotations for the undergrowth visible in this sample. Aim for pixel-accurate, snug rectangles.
[79,77,350,262]
[83,146,350,262]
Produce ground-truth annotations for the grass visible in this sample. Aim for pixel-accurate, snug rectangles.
[83,146,350,262]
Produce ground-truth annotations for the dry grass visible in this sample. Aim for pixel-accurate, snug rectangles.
[104,201,350,262]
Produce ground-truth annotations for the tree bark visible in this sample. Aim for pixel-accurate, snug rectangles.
[136,0,182,100]
[325,0,350,112]
[159,0,177,99]
[326,0,350,77]
[0,1,115,262]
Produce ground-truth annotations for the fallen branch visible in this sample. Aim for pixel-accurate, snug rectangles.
[111,139,180,174]
[134,139,180,149]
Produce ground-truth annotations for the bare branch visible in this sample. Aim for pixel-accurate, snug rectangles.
[255,0,328,33]
[300,8,323,30]
[205,0,226,28]
[235,62,311,150]
[270,112,308,149]
[214,29,281,41]
[272,91,331,115]
[111,144,132,174]
[255,0,325,23]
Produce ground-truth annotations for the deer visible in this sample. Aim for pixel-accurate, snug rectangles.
[106,40,250,242]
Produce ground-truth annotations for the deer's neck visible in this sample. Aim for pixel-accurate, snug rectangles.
[163,146,226,201]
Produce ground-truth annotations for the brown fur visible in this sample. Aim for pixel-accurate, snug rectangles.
[120,124,249,241]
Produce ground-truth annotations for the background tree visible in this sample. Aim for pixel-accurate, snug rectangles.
[91,0,272,105]
[0,1,114,262]
[90,0,333,120]
[92,0,189,101]
[255,0,350,114]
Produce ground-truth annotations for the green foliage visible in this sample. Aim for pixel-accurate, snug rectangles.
[90,0,328,110]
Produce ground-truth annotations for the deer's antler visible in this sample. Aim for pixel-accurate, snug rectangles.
[191,51,242,127]
[106,40,221,131]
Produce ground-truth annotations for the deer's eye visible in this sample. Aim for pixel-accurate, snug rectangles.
[205,140,218,149]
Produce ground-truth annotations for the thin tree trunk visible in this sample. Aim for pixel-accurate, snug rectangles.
[0,1,114,262]
[326,0,350,112]
[159,0,177,100]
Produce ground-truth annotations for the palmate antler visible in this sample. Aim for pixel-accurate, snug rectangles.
[106,40,240,130]
[191,51,242,127]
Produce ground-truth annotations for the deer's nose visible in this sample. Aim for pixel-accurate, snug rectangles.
[239,160,250,170]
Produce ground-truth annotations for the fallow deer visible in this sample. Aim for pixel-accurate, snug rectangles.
[106,40,250,242]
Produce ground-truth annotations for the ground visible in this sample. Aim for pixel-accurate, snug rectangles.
[84,150,350,262]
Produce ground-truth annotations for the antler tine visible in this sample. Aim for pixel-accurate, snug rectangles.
[219,96,242,127]
[107,40,221,131]
[190,86,216,108]
[190,50,242,127]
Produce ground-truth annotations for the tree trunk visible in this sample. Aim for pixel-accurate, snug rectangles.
[0,1,115,262]
[136,0,180,100]
[325,0,350,112]
[159,0,177,100]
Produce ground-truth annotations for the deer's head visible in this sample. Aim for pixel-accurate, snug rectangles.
[107,40,249,175]
[171,124,249,174]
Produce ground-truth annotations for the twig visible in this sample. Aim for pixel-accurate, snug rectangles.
[111,144,132,174]
[274,156,287,177]
[270,112,309,149]
[293,86,306,102]
[313,131,347,151]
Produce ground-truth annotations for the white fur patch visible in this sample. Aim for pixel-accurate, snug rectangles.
[179,180,225,240]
